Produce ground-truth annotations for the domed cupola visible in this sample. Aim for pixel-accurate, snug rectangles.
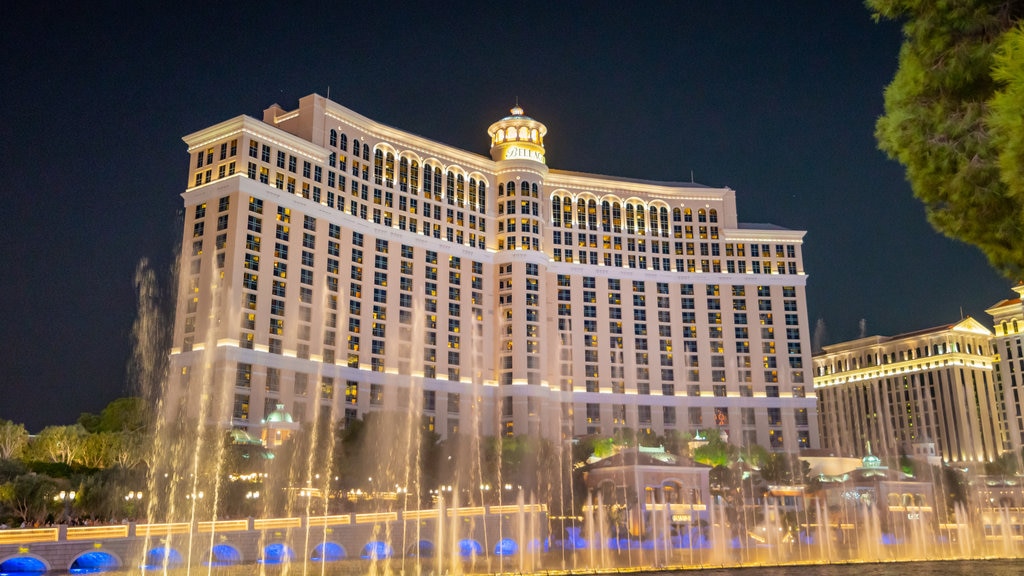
[487,104,547,164]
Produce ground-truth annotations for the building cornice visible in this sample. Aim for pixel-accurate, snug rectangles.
[183,115,327,162]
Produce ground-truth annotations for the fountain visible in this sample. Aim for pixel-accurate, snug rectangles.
[5,262,1024,575]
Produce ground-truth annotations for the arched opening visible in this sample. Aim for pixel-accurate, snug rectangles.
[143,546,183,570]
[204,543,242,567]
[407,540,435,558]
[311,542,346,562]
[260,543,294,565]
[69,551,120,574]
[362,541,393,560]
[494,537,519,556]
[458,538,483,558]
[0,555,48,576]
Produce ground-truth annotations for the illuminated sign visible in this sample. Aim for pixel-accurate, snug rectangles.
[502,145,545,163]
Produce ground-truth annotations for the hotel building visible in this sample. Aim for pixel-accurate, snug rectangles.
[169,94,818,452]
[813,318,1001,464]
[987,285,1024,455]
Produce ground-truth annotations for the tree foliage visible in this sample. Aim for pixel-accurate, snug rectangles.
[691,429,738,468]
[870,0,1024,277]
[0,420,28,460]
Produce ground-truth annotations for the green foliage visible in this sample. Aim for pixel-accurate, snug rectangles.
[984,451,1020,476]
[0,473,61,524]
[870,0,1024,277]
[78,397,151,434]
[0,420,29,460]
[691,429,738,467]
[758,452,810,486]
[592,437,616,459]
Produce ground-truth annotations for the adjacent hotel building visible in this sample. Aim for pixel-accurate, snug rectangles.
[169,94,818,452]
[987,284,1024,454]
[813,318,1002,464]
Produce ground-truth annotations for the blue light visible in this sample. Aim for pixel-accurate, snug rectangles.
[203,544,241,567]
[69,551,119,574]
[493,538,518,556]
[142,546,183,570]
[0,556,47,576]
[458,538,483,558]
[407,540,434,558]
[259,543,294,565]
[361,541,393,560]
[311,542,346,562]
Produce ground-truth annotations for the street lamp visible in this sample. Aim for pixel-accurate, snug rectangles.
[53,490,76,523]
[123,491,143,519]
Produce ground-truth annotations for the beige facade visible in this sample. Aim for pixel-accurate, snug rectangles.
[813,318,1000,464]
[986,285,1024,455]
[169,94,818,452]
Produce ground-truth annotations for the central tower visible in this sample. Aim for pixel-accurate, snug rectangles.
[487,105,556,437]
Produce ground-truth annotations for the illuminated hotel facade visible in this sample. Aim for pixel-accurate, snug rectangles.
[169,94,818,452]
[813,318,1001,464]
[987,285,1024,455]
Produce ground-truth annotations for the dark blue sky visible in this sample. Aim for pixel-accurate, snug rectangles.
[1,2,1009,431]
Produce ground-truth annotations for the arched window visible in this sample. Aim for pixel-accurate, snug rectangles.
[562,197,573,227]
[698,209,707,223]
[521,181,530,195]
[684,208,692,222]
[385,153,395,185]
[636,204,646,235]
[506,127,516,141]
[709,209,718,223]
[577,199,586,231]
[373,150,384,185]
[660,207,669,236]
[423,164,433,196]
[457,174,465,206]
[478,182,486,212]
[399,157,408,191]
[612,203,622,232]
[602,201,611,231]
[469,178,477,208]
[588,199,598,230]
[625,204,635,234]
[446,172,456,204]
[329,129,338,147]
[673,207,681,222]
[339,133,348,151]
[532,182,539,197]
[410,160,419,192]
[353,139,360,155]
[518,126,529,140]
[507,180,516,196]
[649,206,658,235]
[433,168,442,197]
[362,143,369,160]
[498,184,504,197]
[552,197,562,226]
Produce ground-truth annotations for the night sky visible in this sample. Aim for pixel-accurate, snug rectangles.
[1,3,1009,432]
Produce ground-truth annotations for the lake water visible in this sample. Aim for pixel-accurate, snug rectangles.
[653,559,1023,576]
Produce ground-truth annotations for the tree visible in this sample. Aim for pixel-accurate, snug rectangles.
[984,451,1020,477]
[78,397,151,434]
[758,452,810,487]
[30,425,88,466]
[691,429,738,467]
[870,0,1024,277]
[0,474,61,524]
[0,420,28,460]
